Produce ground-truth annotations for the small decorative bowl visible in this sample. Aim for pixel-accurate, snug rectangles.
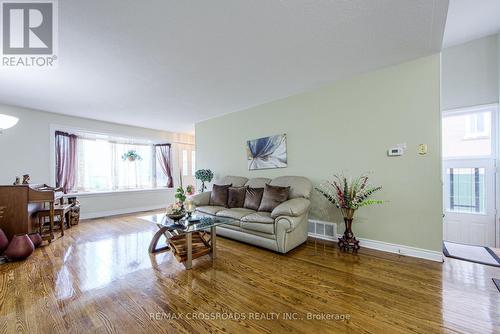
[166,212,186,221]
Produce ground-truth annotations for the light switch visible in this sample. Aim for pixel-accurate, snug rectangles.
[418,144,427,155]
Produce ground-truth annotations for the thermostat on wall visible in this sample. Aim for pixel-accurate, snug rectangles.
[387,147,403,156]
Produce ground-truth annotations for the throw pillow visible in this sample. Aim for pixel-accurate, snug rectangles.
[243,187,264,211]
[209,184,232,207]
[228,186,247,208]
[258,184,290,212]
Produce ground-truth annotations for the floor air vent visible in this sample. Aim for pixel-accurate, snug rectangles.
[308,220,337,241]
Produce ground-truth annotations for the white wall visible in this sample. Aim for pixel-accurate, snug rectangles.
[0,104,194,218]
[442,34,499,110]
[196,55,443,252]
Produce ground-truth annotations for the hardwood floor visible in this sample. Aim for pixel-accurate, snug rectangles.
[0,211,499,334]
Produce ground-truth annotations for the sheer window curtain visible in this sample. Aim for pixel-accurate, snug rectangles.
[155,144,174,188]
[55,131,78,193]
[176,143,195,189]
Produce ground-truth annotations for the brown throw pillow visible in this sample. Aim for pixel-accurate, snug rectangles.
[228,186,247,208]
[243,187,264,211]
[258,184,290,212]
[210,184,231,207]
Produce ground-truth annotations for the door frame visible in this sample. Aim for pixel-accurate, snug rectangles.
[442,103,499,247]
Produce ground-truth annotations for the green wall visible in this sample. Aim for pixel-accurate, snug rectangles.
[196,54,442,252]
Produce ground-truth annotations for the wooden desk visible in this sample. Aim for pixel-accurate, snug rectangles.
[0,184,63,241]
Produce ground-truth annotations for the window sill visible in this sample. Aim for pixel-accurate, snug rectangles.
[65,187,174,198]
[462,135,490,141]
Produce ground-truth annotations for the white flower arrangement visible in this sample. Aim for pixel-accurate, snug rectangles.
[165,202,184,215]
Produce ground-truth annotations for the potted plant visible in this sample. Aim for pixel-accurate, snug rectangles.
[121,150,142,162]
[185,185,195,196]
[316,174,382,252]
[195,169,214,193]
[174,186,187,204]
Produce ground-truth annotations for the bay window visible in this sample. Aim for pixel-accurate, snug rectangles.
[55,130,172,193]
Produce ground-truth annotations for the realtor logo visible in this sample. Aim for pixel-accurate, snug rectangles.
[1,0,58,67]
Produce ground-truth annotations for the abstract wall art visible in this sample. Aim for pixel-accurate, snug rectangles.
[246,134,287,170]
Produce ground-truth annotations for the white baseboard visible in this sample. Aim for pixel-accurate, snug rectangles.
[80,205,164,220]
[309,232,443,262]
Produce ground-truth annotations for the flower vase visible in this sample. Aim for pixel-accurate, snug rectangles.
[338,217,360,252]
[4,234,34,261]
[0,228,9,254]
[28,232,43,248]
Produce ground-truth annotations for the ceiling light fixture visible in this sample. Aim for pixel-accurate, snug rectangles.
[0,114,19,134]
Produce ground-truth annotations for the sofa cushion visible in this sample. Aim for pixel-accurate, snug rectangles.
[245,177,272,188]
[196,206,226,215]
[258,184,290,212]
[209,184,231,207]
[189,191,210,206]
[243,187,264,211]
[228,186,247,208]
[269,176,312,199]
[216,208,255,220]
[241,221,274,234]
[241,211,274,224]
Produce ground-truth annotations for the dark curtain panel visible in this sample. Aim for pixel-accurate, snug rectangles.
[55,131,78,193]
[155,144,173,187]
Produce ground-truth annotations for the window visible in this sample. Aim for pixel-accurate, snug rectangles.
[446,167,485,214]
[182,150,188,176]
[191,151,196,175]
[464,112,490,139]
[442,108,494,158]
[177,144,195,189]
[58,131,172,193]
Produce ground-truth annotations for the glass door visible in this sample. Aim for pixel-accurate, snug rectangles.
[443,159,495,246]
[442,105,497,247]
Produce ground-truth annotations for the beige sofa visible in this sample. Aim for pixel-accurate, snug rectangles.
[189,175,312,253]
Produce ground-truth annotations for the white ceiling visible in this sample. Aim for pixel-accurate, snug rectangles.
[0,0,449,133]
[443,0,500,48]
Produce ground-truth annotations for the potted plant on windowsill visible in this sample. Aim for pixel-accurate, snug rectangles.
[121,150,142,162]
[185,185,195,196]
[316,174,383,252]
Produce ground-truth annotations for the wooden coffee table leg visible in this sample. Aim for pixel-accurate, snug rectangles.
[210,226,216,259]
[149,226,170,253]
[185,232,192,270]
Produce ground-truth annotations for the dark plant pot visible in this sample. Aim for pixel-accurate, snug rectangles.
[28,232,43,248]
[4,234,34,260]
[0,228,8,254]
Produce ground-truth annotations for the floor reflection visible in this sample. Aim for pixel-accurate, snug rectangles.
[442,258,500,333]
[56,229,168,293]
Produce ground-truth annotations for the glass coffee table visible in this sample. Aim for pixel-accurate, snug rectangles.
[139,213,231,269]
